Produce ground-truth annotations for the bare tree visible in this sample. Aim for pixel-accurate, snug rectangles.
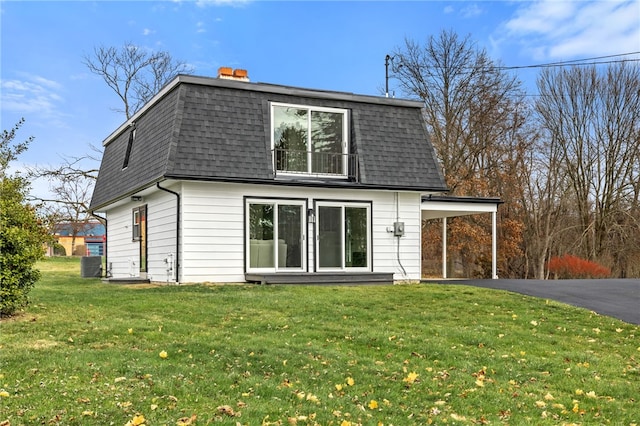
[391,31,524,192]
[392,30,530,277]
[535,62,640,276]
[83,43,193,119]
[520,130,573,278]
[31,44,192,252]
[30,160,96,255]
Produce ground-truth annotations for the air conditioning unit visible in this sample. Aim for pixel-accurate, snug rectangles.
[81,256,102,278]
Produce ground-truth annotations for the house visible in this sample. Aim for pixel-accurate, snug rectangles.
[89,69,500,284]
[47,221,106,257]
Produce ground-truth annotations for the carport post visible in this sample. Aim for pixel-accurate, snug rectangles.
[492,211,498,279]
[442,217,447,279]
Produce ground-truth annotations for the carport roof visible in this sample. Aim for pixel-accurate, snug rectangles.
[421,195,503,220]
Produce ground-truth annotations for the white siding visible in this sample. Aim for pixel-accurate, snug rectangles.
[181,182,245,282]
[180,182,422,283]
[104,186,179,282]
[146,187,179,283]
[370,191,422,281]
[105,203,141,278]
[104,181,423,283]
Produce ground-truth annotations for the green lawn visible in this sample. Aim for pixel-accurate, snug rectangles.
[1,258,638,425]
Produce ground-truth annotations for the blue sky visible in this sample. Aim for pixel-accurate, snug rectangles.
[1,0,639,198]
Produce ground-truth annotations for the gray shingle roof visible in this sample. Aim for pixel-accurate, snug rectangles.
[90,75,447,210]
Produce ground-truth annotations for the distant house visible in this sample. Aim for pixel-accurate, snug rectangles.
[49,221,105,257]
[89,69,499,284]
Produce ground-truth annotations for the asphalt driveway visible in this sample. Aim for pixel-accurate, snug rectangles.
[430,279,640,325]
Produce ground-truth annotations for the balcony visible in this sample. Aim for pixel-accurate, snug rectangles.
[273,149,359,181]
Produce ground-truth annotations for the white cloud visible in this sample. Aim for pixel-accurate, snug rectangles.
[0,73,69,127]
[501,0,640,60]
[441,4,483,19]
[142,28,156,36]
[196,21,206,33]
[461,3,483,18]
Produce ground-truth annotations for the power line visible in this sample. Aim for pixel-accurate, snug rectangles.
[498,51,640,70]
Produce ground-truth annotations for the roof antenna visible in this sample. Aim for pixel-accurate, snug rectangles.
[385,54,392,98]
[385,54,402,98]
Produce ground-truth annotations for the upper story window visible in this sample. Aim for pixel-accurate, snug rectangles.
[122,128,136,170]
[271,103,349,177]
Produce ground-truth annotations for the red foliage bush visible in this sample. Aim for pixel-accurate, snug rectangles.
[548,254,611,279]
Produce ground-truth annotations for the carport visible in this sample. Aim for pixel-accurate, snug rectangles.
[421,195,503,279]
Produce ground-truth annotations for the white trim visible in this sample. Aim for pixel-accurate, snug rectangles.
[245,198,307,273]
[492,211,498,279]
[422,197,501,280]
[421,200,497,220]
[271,102,349,177]
[315,201,372,272]
[442,217,447,279]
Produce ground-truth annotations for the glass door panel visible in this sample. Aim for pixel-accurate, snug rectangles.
[311,111,344,174]
[248,204,274,268]
[345,207,368,267]
[273,106,308,173]
[248,201,305,271]
[318,206,343,268]
[277,205,303,269]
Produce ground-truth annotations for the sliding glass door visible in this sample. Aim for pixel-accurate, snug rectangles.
[316,202,370,271]
[247,200,305,271]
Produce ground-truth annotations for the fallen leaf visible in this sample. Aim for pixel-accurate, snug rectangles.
[217,405,236,417]
[176,414,197,425]
[403,372,419,384]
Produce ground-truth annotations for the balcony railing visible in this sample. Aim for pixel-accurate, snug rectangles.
[273,149,359,181]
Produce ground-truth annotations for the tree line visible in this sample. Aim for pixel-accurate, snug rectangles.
[393,30,640,278]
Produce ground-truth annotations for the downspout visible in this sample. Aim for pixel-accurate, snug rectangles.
[156,182,181,283]
[91,212,109,278]
[395,192,407,278]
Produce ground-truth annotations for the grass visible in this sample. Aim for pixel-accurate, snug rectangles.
[1,257,638,425]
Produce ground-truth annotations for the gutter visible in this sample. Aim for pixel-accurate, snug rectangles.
[163,173,449,193]
[156,181,181,283]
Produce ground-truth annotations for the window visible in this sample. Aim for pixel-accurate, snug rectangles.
[316,202,370,270]
[246,199,306,271]
[122,128,136,169]
[132,205,145,241]
[272,103,348,176]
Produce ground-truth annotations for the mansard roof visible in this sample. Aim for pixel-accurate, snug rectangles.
[90,74,447,210]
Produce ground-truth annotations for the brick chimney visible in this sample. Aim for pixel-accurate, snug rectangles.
[217,67,249,82]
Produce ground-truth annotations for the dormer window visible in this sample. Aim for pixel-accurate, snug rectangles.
[122,127,136,169]
[272,103,349,177]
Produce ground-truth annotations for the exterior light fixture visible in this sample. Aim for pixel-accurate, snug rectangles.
[307,208,316,224]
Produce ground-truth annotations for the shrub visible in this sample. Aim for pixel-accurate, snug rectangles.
[548,254,611,279]
[0,177,48,316]
[1,119,48,317]
[52,243,66,256]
